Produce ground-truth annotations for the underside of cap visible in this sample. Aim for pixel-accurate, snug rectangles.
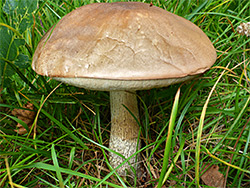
[54,75,196,91]
[32,2,216,86]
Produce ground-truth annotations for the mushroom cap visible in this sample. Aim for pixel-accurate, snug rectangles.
[32,2,216,90]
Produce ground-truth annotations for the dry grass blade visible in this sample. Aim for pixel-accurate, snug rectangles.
[195,63,229,186]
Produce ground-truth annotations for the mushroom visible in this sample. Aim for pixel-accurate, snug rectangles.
[32,2,216,179]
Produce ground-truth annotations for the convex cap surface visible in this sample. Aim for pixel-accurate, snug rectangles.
[32,2,217,90]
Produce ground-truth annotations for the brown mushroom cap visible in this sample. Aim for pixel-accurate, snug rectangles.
[32,2,216,90]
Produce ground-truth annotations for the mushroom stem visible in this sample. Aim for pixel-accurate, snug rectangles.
[109,90,141,177]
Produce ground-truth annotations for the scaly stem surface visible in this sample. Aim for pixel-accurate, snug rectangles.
[109,90,141,177]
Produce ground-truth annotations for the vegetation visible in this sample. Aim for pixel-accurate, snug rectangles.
[1,0,250,187]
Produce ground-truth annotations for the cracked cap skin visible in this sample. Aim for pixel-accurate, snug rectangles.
[32,2,216,90]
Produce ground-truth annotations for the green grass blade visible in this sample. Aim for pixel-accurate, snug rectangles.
[0,22,32,56]
[25,162,123,187]
[162,138,185,183]
[157,87,180,188]
[212,94,250,153]
[32,101,88,150]
[51,144,64,188]
[68,147,75,169]
[1,57,38,91]
[1,113,30,132]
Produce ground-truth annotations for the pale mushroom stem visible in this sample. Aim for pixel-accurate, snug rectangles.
[109,90,141,177]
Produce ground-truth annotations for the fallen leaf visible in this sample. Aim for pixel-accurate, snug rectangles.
[201,164,225,188]
[11,102,35,134]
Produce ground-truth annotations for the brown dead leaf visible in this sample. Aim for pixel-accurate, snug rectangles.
[201,164,225,188]
[11,102,35,134]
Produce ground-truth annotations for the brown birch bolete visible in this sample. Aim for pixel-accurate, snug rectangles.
[32,2,216,178]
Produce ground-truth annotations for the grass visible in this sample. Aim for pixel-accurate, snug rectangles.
[1,0,250,187]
